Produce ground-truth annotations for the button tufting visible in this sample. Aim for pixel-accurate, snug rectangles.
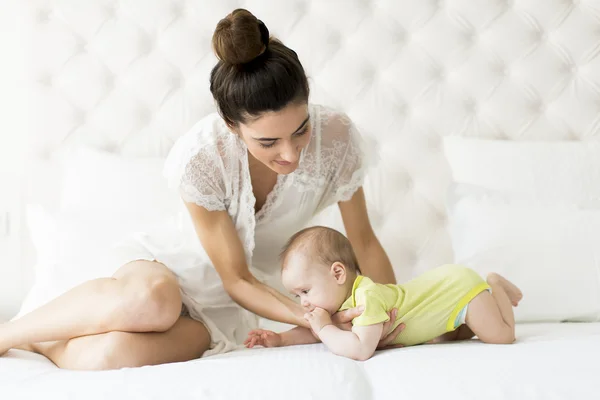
[73,39,86,54]
[104,73,115,88]
[170,2,184,18]
[436,213,448,226]
[140,35,154,55]
[434,67,445,80]
[464,98,477,113]
[36,9,51,23]
[464,31,477,44]
[399,103,411,117]
[362,66,376,82]
[170,73,183,88]
[138,108,152,126]
[393,28,407,45]
[425,134,441,150]
[73,109,86,125]
[104,4,117,19]
[38,74,53,87]
[326,31,342,50]
[536,30,547,41]
[531,100,545,113]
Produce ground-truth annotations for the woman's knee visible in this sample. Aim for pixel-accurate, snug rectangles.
[60,332,144,371]
[114,261,182,332]
[56,318,211,371]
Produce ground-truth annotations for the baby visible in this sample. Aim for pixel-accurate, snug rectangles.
[245,226,523,361]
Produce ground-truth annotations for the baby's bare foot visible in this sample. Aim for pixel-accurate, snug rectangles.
[487,273,523,306]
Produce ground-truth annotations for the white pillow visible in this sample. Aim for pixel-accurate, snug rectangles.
[16,147,185,319]
[59,146,182,216]
[15,204,185,319]
[443,137,600,207]
[447,183,600,323]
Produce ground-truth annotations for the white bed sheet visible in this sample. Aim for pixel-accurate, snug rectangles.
[1,323,599,400]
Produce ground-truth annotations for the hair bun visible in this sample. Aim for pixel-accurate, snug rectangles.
[212,9,270,65]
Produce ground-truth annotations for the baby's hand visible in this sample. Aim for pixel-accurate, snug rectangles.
[244,329,282,348]
[304,307,333,333]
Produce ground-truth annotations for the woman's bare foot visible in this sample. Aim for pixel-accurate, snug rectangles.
[487,273,523,307]
[0,325,18,356]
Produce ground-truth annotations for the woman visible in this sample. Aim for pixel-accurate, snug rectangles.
[0,9,403,370]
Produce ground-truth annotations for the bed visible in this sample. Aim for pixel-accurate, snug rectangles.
[2,0,600,399]
[3,323,600,399]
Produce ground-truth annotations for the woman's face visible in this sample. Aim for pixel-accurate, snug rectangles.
[236,102,312,175]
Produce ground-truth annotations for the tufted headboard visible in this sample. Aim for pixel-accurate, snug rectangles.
[6,0,600,319]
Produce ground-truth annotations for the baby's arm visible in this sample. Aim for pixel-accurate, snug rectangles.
[318,324,383,361]
[245,326,319,348]
[305,307,382,360]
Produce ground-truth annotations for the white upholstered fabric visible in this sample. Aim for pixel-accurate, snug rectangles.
[16,0,600,300]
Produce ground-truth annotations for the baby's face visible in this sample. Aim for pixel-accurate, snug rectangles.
[281,253,346,314]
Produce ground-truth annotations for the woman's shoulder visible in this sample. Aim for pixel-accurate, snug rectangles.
[163,112,242,189]
[311,104,353,126]
[310,104,356,144]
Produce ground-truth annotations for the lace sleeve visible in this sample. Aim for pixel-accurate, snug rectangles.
[163,130,227,212]
[179,148,227,211]
[322,111,378,203]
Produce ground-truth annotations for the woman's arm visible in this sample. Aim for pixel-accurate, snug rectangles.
[245,326,319,348]
[184,201,309,328]
[338,187,396,284]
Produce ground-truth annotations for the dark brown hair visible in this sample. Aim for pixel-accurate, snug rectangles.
[210,9,310,126]
[280,226,361,273]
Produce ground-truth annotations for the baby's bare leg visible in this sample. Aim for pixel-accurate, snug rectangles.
[427,325,474,344]
[488,273,523,306]
[465,273,516,344]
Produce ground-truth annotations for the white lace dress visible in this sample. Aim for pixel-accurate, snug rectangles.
[113,104,374,357]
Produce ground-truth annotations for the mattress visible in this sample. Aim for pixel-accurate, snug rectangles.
[1,323,599,400]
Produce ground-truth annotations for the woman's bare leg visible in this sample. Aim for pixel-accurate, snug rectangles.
[27,316,210,370]
[0,260,182,355]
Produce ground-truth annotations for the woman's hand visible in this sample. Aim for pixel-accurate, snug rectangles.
[244,329,282,348]
[331,307,405,349]
[377,309,405,349]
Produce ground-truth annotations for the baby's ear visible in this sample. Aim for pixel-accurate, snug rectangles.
[331,262,347,284]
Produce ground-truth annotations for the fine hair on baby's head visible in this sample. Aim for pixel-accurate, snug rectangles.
[280,226,361,313]
[280,226,361,274]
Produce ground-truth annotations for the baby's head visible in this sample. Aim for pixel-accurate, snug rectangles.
[280,226,360,314]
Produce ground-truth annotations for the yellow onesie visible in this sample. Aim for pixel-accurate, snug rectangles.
[338,264,490,346]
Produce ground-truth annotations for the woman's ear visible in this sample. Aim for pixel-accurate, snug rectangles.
[330,262,347,285]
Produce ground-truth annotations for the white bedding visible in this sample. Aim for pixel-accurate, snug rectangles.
[2,323,599,400]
